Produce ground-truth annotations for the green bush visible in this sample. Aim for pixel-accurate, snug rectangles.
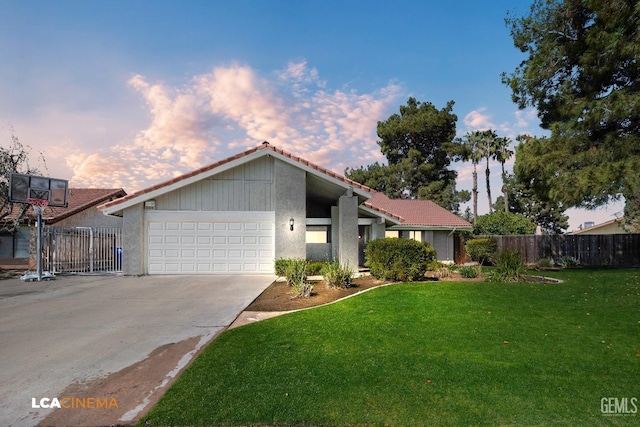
[307,260,329,276]
[535,257,555,269]
[486,249,525,283]
[321,261,354,289]
[279,258,313,298]
[274,258,290,277]
[458,265,481,278]
[365,238,436,281]
[465,238,497,265]
[473,211,537,235]
[559,255,580,268]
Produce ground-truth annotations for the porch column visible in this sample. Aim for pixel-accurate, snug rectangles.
[122,204,144,275]
[337,190,358,269]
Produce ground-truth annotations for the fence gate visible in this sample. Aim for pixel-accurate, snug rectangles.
[42,226,123,274]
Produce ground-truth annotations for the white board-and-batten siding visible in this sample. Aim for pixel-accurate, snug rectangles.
[153,156,275,212]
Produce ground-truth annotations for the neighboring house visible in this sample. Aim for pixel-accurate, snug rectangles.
[99,143,472,275]
[568,217,627,235]
[0,188,126,269]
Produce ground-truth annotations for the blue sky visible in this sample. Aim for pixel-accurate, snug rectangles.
[0,0,624,230]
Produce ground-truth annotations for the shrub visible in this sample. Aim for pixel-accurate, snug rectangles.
[458,265,481,279]
[559,255,580,268]
[321,261,354,289]
[428,261,453,279]
[473,211,537,235]
[274,258,290,277]
[307,260,329,276]
[465,238,497,265]
[535,257,555,269]
[365,238,436,281]
[280,258,313,298]
[486,249,525,283]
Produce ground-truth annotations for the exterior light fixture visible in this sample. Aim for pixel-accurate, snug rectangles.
[289,217,294,231]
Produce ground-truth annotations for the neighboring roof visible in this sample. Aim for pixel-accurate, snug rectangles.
[99,142,374,214]
[365,192,472,229]
[3,188,126,224]
[568,217,626,235]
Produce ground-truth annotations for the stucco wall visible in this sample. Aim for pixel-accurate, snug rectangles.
[306,243,332,261]
[52,207,123,228]
[122,204,144,275]
[338,193,359,268]
[274,159,306,260]
[432,230,453,262]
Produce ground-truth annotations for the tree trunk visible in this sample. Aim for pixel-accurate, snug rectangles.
[485,157,493,213]
[502,163,509,213]
[472,166,478,226]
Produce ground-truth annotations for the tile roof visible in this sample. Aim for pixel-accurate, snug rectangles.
[3,188,126,224]
[98,142,374,211]
[365,192,472,228]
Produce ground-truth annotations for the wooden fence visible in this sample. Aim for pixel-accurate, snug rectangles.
[476,234,640,267]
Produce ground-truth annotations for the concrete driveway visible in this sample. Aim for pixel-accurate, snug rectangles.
[0,274,274,427]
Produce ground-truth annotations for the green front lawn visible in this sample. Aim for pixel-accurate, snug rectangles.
[141,269,639,426]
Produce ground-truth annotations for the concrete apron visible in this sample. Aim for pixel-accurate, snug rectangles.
[0,274,274,427]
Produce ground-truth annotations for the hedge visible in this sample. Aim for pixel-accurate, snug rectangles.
[365,238,436,281]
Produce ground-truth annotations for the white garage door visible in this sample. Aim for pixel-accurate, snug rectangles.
[146,212,275,274]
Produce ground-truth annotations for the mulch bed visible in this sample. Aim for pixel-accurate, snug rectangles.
[245,275,392,312]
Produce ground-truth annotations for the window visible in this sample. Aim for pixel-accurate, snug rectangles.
[385,230,399,238]
[408,231,422,241]
[306,226,330,243]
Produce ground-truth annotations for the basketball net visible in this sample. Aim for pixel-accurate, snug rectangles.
[27,198,49,215]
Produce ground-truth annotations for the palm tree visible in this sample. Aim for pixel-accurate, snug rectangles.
[458,131,485,225]
[478,130,499,214]
[494,136,514,212]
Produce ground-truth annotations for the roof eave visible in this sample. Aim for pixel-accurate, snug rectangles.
[358,205,403,225]
[388,224,473,231]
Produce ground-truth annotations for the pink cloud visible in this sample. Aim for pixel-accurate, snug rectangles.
[65,62,401,191]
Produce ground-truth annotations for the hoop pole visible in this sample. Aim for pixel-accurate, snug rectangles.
[36,208,42,281]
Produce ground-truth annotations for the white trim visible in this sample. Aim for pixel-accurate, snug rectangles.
[358,205,402,225]
[306,217,332,225]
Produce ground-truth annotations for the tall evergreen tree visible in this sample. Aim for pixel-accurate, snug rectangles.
[346,97,469,213]
[503,0,640,231]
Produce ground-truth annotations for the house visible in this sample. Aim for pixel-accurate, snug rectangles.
[99,143,472,275]
[568,217,627,235]
[0,188,126,269]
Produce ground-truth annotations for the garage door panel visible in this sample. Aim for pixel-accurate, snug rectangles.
[147,216,274,274]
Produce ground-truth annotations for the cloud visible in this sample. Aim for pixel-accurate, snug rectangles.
[65,62,401,190]
[462,108,495,131]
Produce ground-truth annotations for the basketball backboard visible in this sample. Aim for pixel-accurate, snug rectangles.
[8,173,69,208]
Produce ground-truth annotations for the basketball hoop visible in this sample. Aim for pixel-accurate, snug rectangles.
[27,197,50,215]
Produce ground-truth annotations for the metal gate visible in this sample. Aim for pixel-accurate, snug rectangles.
[42,226,123,274]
